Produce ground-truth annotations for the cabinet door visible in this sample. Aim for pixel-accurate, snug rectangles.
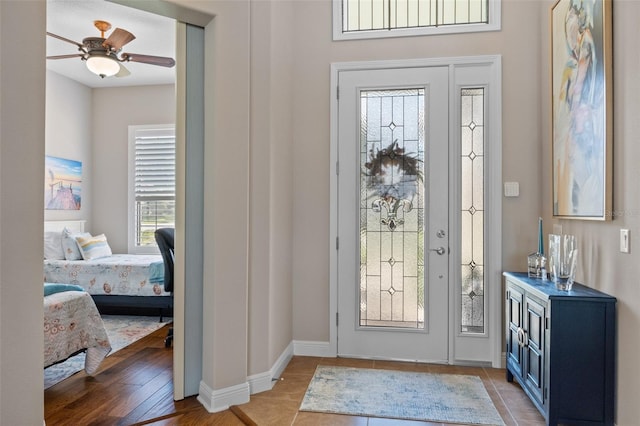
[524,294,546,407]
[506,283,524,375]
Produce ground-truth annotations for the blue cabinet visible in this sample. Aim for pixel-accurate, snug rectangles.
[504,272,616,426]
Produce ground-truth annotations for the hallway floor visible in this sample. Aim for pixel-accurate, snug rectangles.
[44,325,545,425]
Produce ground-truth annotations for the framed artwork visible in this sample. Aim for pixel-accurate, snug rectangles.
[551,0,612,220]
[45,155,82,210]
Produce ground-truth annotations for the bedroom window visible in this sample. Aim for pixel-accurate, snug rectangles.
[333,0,500,40]
[128,125,176,254]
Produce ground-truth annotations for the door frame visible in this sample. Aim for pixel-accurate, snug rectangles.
[110,0,214,400]
[329,56,503,367]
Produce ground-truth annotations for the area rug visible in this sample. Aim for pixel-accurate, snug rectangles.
[300,366,505,425]
[44,315,171,389]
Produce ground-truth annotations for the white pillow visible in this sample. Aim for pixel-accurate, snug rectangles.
[61,228,90,260]
[44,231,65,260]
[76,233,112,260]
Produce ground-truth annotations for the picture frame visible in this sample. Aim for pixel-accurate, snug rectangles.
[551,0,612,220]
[45,155,82,210]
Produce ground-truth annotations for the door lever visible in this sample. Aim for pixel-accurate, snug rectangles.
[429,247,446,255]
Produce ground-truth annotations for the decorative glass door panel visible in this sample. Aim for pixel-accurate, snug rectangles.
[460,88,486,334]
[360,89,425,329]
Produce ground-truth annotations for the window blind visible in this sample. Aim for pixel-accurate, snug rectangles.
[134,128,175,203]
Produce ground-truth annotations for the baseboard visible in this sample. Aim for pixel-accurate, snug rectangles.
[290,342,506,369]
[292,340,334,357]
[195,345,506,412]
[197,380,250,413]
[247,342,293,394]
[270,341,294,381]
[197,342,295,408]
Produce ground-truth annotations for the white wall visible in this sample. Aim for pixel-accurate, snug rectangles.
[248,0,294,378]
[0,1,46,425]
[91,84,175,252]
[45,70,93,224]
[287,0,640,422]
[539,2,640,424]
[44,74,175,251]
[3,0,640,423]
[289,0,543,341]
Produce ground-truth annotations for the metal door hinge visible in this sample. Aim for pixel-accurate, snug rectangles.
[336,161,339,175]
[336,312,339,326]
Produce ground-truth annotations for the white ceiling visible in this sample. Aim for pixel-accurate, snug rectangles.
[47,0,176,88]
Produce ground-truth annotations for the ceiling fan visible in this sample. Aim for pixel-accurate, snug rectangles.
[46,20,175,79]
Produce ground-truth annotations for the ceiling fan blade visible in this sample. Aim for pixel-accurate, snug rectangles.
[121,53,176,68]
[46,32,84,50]
[46,54,84,60]
[103,28,135,51]
[115,63,131,78]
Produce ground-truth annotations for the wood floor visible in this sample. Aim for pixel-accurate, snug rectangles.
[44,325,545,425]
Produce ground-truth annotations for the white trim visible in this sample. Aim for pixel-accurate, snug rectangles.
[329,67,340,358]
[197,381,250,413]
[293,340,335,358]
[247,371,273,395]
[447,58,503,367]
[330,56,502,367]
[488,59,503,368]
[44,220,86,233]
[270,341,294,381]
[247,342,294,394]
[332,0,501,41]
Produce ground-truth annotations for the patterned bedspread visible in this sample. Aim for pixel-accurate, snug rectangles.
[44,291,111,374]
[44,254,168,297]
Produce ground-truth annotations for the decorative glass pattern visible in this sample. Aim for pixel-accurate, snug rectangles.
[360,89,425,329]
[343,0,489,33]
[460,88,485,333]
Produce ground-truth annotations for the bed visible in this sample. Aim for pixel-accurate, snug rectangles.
[43,220,172,317]
[44,288,111,374]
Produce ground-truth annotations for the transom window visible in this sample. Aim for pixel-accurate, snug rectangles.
[128,125,176,254]
[333,0,500,40]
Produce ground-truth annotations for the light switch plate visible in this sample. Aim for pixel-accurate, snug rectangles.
[504,182,519,197]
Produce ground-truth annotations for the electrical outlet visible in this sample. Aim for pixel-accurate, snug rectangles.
[620,229,630,253]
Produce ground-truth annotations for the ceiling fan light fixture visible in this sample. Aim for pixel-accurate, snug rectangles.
[86,54,120,78]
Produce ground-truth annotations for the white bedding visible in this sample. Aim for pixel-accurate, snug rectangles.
[44,291,111,374]
[44,254,168,297]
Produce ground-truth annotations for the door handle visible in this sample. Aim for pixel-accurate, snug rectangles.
[429,247,446,255]
[517,327,529,348]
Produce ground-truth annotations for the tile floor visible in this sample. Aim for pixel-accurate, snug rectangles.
[233,356,546,425]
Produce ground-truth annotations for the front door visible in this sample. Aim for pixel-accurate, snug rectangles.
[336,66,449,362]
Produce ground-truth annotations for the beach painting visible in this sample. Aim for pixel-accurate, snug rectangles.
[45,155,82,210]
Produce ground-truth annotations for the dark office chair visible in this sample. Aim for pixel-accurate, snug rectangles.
[155,228,174,348]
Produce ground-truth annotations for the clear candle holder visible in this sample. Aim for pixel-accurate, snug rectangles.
[548,234,578,291]
[527,252,546,279]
